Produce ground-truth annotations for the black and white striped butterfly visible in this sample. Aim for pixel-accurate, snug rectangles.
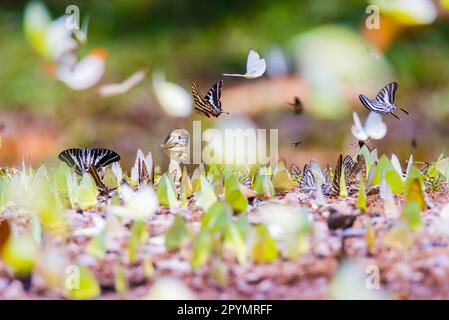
[300,163,331,195]
[359,82,409,120]
[191,80,228,118]
[58,148,121,175]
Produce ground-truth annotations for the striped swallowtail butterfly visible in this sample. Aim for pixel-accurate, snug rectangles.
[58,148,121,175]
[191,80,228,118]
[359,82,409,120]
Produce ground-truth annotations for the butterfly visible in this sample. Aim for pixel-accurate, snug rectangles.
[332,155,343,196]
[98,69,147,97]
[300,164,316,192]
[391,152,413,181]
[292,140,302,148]
[131,149,153,186]
[222,49,266,79]
[288,97,304,115]
[300,162,332,195]
[290,164,302,181]
[359,82,409,120]
[58,148,120,175]
[191,80,228,118]
[351,111,387,142]
[161,129,190,163]
[345,154,366,188]
[87,164,108,192]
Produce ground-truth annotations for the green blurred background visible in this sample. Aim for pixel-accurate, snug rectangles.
[1,0,449,170]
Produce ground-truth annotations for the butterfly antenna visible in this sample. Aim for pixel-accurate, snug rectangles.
[390,112,401,121]
[400,108,409,115]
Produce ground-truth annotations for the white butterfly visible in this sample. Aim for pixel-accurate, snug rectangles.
[56,48,106,91]
[98,69,147,97]
[391,152,413,181]
[223,49,266,79]
[152,73,192,117]
[351,111,387,142]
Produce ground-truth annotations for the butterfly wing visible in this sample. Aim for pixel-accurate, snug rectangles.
[192,80,213,117]
[347,154,366,186]
[204,80,223,116]
[59,148,84,175]
[351,112,369,141]
[343,155,355,182]
[364,112,387,140]
[290,164,302,181]
[375,82,397,104]
[90,148,121,169]
[300,164,316,191]
[359,94,383,113]
[246,49,266,78]
[332,155,343,196]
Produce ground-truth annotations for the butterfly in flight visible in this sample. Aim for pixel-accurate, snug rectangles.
[359,82,409,120]
[191,80,228,118]
[222,49,266,79]
[288,97,304,115]
[58,148,120,176]
[292,140,302,148]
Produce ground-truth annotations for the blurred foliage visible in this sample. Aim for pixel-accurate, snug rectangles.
[0,0,449,166]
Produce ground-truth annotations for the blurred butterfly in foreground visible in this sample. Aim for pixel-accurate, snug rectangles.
[191,80,228,118]
[223,48,266,79]
[58,148,120,175]
[161,129,190,163]
[359,82,409,120]
[288,97,304,115]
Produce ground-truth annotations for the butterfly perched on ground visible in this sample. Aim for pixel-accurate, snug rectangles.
[359,82,409,120]
[58,148,120,175]
[288,97,304,115]
[222,49,266,79]
[191,80,228,118]
[300,161,332,195]
[290,164,302,181]
[161,129,190,163]
[345,154,366,188]
[332,155,343,196]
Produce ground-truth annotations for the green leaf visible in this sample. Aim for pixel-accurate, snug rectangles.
[402,201,423,232]
[165,215,188,250]
[156,173,178,208]
[195,176,217,212]
[251,224,278,263]
[77,174,99,210]
[225,175,248,213]
[66,266,100,300]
